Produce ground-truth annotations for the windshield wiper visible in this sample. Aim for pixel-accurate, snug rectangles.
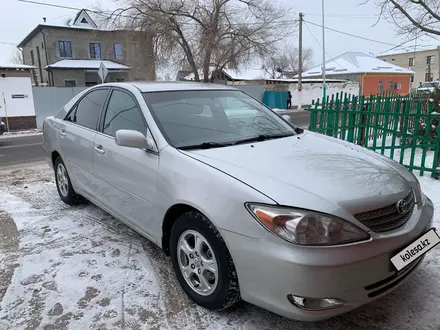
[177,141,232,150]
[233,133,294,145]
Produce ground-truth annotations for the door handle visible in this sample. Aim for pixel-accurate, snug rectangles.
[94,145,105,154]
[59,129,66,137]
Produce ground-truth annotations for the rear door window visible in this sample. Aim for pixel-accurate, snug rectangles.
[68,89,109,130]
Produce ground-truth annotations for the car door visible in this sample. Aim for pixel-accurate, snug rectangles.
[59,88,109,195]
[93,88,159,238]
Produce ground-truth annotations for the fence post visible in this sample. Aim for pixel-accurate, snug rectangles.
[399,99,406,137]
[359,99,368,146]
[347,95,357,143]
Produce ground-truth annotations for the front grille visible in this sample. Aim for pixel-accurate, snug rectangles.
[354,190,415,232]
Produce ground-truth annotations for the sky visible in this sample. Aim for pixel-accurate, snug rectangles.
[0,0,438,67]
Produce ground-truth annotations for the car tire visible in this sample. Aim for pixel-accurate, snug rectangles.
[54,156,81,205]
[170,211,240,311]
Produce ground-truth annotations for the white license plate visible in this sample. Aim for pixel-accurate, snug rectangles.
[390,228,440,271]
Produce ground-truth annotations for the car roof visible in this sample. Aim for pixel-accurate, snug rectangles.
[99,81,239,92]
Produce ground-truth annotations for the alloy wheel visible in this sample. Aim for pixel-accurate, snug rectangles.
[56,163,69,197]
[177,230,219,296]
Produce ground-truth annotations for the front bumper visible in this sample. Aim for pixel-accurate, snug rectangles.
[222,198,434,321]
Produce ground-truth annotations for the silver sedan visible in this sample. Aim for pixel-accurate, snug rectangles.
[43,82,436,321]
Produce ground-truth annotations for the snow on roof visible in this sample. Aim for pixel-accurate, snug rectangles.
[266,78,347,83]
[18,9,103,47]
[378,36,439,56]
[179,67,271,81]
[40,9,98,30]
[300,52,414,78]
[46,60,130,70]
[222,68,271,80]
[379,44,438,57]
[0,63,35,70]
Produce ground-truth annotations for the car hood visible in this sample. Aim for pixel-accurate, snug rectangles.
[181,132,419,216]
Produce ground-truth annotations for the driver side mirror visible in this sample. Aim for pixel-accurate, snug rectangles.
[115,129,157,152]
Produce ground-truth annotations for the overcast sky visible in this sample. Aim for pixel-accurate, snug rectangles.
[0,0,437,67]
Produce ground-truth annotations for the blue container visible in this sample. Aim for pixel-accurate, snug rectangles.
[263,91,288,109]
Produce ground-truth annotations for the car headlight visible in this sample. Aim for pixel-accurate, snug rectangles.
[245,204,370,246]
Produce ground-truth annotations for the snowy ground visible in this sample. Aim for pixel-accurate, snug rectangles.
[0,129,42,139]
[0,162,439,329]
[273,108,305,113]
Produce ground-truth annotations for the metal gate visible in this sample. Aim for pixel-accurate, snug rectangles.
[33,87,86,128]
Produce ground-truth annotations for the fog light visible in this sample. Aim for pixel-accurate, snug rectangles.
[287,294,345,311]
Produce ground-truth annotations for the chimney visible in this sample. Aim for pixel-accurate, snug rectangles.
[43,17,46,22]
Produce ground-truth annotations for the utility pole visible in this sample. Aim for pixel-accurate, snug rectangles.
[298,12,304,110]
[298,12,303,92]
[322,0,326,104]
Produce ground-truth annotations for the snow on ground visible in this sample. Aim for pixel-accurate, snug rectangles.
[0,129,43,139]
[273,108,304,113]
[0,162,440,329]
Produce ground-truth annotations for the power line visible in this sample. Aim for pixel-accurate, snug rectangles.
[17,0,298,27]
[0,41,17,46]
[304,22,345,70]
[17,0,99,12]
[304,13,378,19]
[379,36,420,55]
[304,20,398,46]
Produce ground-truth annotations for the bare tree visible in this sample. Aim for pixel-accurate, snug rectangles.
[9,49,23,65]
[105,0,295,82]
[364,0,440,37]
[262,46,313,78]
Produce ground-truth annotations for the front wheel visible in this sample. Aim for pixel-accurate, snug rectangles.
[54,156,81,205]
[170,211,240,311]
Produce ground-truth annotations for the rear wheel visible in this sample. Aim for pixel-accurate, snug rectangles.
[54,156,81,205]
[170,211,240,311]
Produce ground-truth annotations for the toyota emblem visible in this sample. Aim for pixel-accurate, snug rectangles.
[396,199,408,214]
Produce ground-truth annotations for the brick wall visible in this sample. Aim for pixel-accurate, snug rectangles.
[4,116,37,130]
[23,26,155,86]
[0,70,32,78]
[22,32,48,85]
[362,74,411,96]
[52,70,86,87]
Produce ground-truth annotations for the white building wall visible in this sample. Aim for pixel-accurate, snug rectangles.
[0,77,36,117]
[289,82,360,108]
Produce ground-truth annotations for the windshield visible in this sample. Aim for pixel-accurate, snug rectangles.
[143,90,296,148]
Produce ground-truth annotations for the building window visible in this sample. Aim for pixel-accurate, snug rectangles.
[397,83,402,90]
[90,43,101,59]
[30,50,35,65]
[116,78,125,82]
[411,75,414,83]
[427,56,435,65]
[389,80,394,91]
[132,43,141,58]
[114,43,122,60]
[378,80,384,93]
[409,57,414,66]
[65,80,76,87]
[58,41,72,58]
[425,73,434,82]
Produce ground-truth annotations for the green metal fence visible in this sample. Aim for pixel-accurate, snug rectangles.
[307,92,440,177]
